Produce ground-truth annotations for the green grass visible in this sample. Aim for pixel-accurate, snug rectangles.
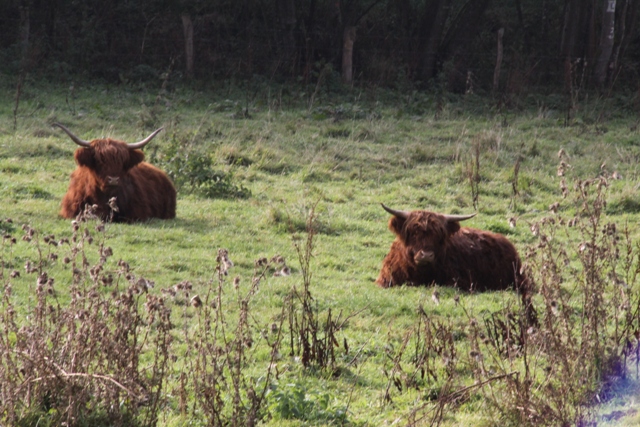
[2,76,640,426]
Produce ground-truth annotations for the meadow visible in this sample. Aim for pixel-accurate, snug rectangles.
[1,76,640,426]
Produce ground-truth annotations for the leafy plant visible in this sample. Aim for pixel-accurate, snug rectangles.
[266,381,347,423]
[151,131,249,199]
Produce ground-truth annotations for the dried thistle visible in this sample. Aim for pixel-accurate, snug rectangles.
[432,289,440,305]
[190,295,202,308]
[108,197,119,212]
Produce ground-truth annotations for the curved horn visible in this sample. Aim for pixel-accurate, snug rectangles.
[381,203,409,219]
[442,213,477,222]
[52,123,90,147]
[128,127,164,149]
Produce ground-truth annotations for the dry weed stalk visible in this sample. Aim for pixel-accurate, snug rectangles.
[287,205,347,371]
[383,308,459,408]
[182,249,285,426]
[466,139,481,210]
[510,148,523,210]
[0,207,172,426]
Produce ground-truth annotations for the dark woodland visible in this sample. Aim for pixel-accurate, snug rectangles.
[1,0,639,93]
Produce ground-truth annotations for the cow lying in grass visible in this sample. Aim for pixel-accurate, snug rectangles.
[54,123,176,222]
[377,204,536,323]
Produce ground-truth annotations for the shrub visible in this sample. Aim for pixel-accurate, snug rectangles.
[150,131,249,199]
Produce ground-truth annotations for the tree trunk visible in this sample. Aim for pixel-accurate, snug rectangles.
[441,0,491,92]
[419,0,452,82]
[610,0,639,84]
[302,0,317,83]
[514,0,529,52]
[594,0,617,85]
[342,26,356,84]
[493,28,505,92]
[560,0,598,89]
[278,0,297,74]
[181,13,194,79]
[19,3,30,58]
[560,0,579,90]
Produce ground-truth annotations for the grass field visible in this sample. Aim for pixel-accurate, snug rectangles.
[2,76,640,426]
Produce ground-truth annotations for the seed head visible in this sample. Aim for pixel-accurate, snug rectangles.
[557,148,567,159]
[136,277,154,292]
[432,289,440,305]
[108,197,119,212]
[271,255,285,264]
[273,264,291,277]
[101,274,113,286]
[118,260,130,272]
[530,223,539,236]
[190,294,202,308]
[161,287,177,297]
[469,350,482,361]
[24,260,37,274]
[37,273,48,287]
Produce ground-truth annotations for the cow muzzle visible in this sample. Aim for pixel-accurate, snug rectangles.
[414,250,435,265]
[106,176,120,186]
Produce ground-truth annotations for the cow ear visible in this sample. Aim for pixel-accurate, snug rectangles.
[126,149,145,170]
[446,220,461,235]
[75,148,95,168]
[388,215,406,236]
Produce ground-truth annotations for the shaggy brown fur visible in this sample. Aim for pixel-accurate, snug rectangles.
[61,138,176,222]
[377,208,535,321]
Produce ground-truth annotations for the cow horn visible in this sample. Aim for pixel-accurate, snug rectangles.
[52,123,91,147]
[442,213,477,222]
[128,127,164,149]
[381,203,409,219]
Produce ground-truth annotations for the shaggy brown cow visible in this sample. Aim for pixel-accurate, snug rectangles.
[376,204,535,321]
[54,123,176,222]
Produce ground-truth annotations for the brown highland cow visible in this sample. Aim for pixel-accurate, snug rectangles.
[54,123,176,222]
[376,204,535,321]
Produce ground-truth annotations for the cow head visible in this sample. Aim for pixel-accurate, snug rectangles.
[381,204,475,266]
[53,123,163,192]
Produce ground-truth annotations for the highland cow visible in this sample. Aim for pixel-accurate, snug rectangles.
[54,123,176,222]
[376,204,535,321]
